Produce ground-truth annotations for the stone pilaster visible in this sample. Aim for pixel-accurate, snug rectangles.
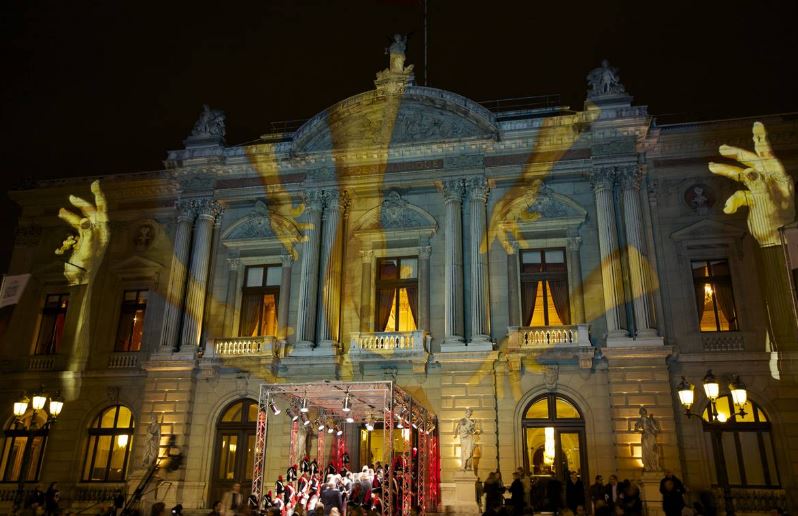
[277,253,294,347]
[161,200,196,351]
[441,178,465,348]
[466,177,492,349]
[619,165,657,338]
[359,250,374,332]
[590,167,626,341]
[180,199,223,351]
[294,190,324,349]
[222,253,240,337]
[317,190,349,349]
[566,232,586,324]
[418,244,431,333]
[505,241,521,327]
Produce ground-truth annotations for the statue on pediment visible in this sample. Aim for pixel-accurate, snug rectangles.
[587,59,626,98]
[387,34,413,74]
[191,104,226,138]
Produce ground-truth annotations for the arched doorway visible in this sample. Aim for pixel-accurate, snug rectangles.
[521,393,587,484]
[210,399,258,505]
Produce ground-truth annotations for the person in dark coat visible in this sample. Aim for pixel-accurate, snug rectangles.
[483,472,502,513]
[45,482,61,516]
[320,479,342,516]
[661,479,685,516]
[509,472,525,515]
[565,471,585,512]
[622,483,642,516]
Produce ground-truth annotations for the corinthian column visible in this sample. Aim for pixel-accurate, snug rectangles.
[619,165,656,336]
[441,179,465,347]
[317,190,349,349]
[180,198,223,351]
[418,244,431,333]
[590,167,625,339]
[466,176,492,348]
[294,190,324,349]
[277,253,294,344]
[161,200,196,351]
[566,232,586,324]
[222,253,240,336]
[359,250,374,332]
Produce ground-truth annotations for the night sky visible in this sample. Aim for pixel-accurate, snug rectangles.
[1,0,797,273]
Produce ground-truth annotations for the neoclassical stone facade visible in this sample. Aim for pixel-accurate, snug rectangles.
[1,52,797,514]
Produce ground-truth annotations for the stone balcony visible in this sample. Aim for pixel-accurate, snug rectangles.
[205,335,280,360]
[700,331,746,352]
[507,324,594,368]
[349,330,429,367]
[107,351,141,369]
[26,353,67,372]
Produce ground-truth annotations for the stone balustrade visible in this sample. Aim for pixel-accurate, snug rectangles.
[349,330,428,356]
[209,335,278,358]
[713,487,787,514]
[507,324,590,349]
[107,352,140,369]
[701,332,745,352]
[27,354,62,371]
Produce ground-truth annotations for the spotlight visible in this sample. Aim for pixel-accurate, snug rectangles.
[396,419,404,429]
[327,422,335,434]
[269,401,281,416]
[365,415,374,432]
[342,392,351,413]
[300,397,309,413]
[301,413,310,426]
[411,416,418,429]
[345,415,355,424]
[335,425,343,436]
[287,408,299,422]
[316,419,324,431]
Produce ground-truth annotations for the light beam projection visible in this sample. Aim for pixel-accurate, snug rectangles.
[56,180,110,286]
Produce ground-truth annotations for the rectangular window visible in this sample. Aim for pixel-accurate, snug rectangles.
[239,265,280,337]
[691,259,738,332]
[115,289,148,352]
[520,249,570,327]
[375,257,418,332]
[34,293,69,355]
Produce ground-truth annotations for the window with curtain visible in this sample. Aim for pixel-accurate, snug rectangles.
[115,289,148,352]
[34,293,69,355]
[0,412,49,483]
[375,257,418,332]
[520,249,570,327]
[239,265,281,337]
[702,396,780,487]
[82,405,134,482]
[692,259,738,332]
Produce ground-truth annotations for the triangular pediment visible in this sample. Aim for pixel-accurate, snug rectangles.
[671,219,747,242]
[503,180,587,227]
[292,86,498,154]
[222,200,301,254]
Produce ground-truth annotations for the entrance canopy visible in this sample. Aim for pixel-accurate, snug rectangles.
[252,380,439,515]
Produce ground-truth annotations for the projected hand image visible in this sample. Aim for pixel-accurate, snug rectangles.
[709,122,795,247]
[56,180,110,285]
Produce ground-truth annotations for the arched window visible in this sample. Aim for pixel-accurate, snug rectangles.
[0,411,49,483]
[210,399,258,505]
[521,393,587,486]
[702,396,780,487]
[82,405,134,482]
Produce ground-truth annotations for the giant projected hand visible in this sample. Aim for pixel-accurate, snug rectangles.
[709,122,795,247]
[56,180,110,285]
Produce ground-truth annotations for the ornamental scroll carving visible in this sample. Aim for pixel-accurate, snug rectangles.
[352,191,437,234]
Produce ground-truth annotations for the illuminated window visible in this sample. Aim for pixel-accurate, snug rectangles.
[212,399,257,503]
[82,405,134,482]
[34,293,69,355]
[239,265,281,337]
[376,257,418,332]
[691,260,738,332]
[520,250,569,327]
[702,396,779,487]
[115,289,148,352]
[0,411,49,483]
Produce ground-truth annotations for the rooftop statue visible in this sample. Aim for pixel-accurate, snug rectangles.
[586,59,626,98]
[191,104,226,138]
[387,33,413,74]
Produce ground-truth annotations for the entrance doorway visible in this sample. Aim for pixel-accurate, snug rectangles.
[210,399,258,506]
[521,393,587,483]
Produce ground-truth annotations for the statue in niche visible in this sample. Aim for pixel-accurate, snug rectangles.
[296,422,309,460]
[454,408,480,471]
[142,413,161,468]
[634,406,662,472]
[387,34,413,73]
[191,104,226,137]
[134,224,154,251]
[684,185,713,215]
[587,59,626,97]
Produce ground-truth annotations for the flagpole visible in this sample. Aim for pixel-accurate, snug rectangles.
[424,0,428,86]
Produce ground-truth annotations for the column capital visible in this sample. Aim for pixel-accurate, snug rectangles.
[359,249,374,263]
[196,198,224,220]
[227,257,241,270]
[617,164,643,191]
[440,178,465,204]
[566,235,583,251]
[465,176,490,203]
[323,189,351,214]
[588,167,616,192]
[176,199,198,222]
[418,245,432,259]
[280,254,295,267]
[302,189,325,213]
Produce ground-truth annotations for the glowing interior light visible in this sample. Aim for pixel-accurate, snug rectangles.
[716,412,728,423]
[544,427,555,465]
[116,434,129,448]
[229,443,237,453]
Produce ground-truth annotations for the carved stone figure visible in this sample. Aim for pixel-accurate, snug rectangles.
[134,224,154,251]
[388,34,412,73]
[543,365,559,390]
[634,407,662,472]
[191,104,226,138]
[296,422,308,460]
[142,413,161,468]
[454,408,480,471]
[685,185,713,215]
[587,60,626,97]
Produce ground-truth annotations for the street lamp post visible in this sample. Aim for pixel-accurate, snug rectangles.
[11,388,63,514]
[675,370,748,516]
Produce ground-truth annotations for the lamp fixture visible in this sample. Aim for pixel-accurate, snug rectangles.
[703,370,720,401]
[677,370,748,423]
[13,396,29,419]
[365,415,374,432]
[335,425,343,436]
[269,400,281,416]
[342,391,351,413]
[300,395,309,413]
[345,414,355,424]
[316,419,325,431]
[676,377,695,415]
[301,413,310,426]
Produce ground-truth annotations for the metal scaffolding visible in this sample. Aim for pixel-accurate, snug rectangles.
[252,380,439,515]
